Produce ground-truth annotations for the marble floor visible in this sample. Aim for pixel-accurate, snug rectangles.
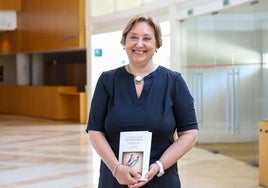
[0,114,264,188]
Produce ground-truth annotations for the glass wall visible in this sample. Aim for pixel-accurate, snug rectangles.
[179,0,268,165]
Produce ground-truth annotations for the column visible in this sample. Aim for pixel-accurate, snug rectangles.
[32,53,44,85]
[16,53,30,85]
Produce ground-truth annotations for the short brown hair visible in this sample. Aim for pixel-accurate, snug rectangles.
[120,15,162,49]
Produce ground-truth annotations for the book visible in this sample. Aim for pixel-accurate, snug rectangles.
[118,131,152,181]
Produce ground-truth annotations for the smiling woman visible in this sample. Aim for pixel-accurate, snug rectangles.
[86,14,198,188]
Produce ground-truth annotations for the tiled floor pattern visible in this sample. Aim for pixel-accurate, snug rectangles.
[0,115,264,188]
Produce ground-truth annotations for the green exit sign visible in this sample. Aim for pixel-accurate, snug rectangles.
[223,0,229,6]
[94,49,102,57]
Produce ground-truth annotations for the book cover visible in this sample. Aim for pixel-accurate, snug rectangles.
[118,131,152,181]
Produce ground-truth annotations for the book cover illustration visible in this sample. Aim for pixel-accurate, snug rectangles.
[122,151,143,175]
[119,131,152,181]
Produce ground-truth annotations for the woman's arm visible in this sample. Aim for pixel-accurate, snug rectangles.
[158,129,198,170]
[88,130,140,185]
[128,129,198,188]
[88,130,118,172]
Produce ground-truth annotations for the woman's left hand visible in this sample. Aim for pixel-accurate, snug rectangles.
[128,162,159,188]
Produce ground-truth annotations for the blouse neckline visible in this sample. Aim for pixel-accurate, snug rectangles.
[121,64,162,80]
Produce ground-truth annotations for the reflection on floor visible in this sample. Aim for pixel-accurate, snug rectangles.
[0,114,263,188]
[197,142,259,166]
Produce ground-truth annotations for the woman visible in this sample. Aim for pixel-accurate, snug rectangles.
[86,14,198,188]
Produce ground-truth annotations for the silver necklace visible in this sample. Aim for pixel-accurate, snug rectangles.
[128,64,144,85]
[134,75,143,85]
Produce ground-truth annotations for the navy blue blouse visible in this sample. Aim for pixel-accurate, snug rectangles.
[86,65,198,188]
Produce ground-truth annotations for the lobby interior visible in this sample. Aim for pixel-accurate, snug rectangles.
[1,0,268,187]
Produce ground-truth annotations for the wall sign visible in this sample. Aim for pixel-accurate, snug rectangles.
[94,49,102,57]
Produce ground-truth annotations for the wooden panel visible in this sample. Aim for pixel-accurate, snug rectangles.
[259,120,268,187]
[0,0,85,54]
[65,63,86,91]
[0,85,87,122]
[0,0,21,11]
[19,0,85,52]
[0,0,21,55]
[0,31,21,55]
[79,92,87,123]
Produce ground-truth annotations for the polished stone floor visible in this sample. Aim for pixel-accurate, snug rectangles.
[0,114,263,188]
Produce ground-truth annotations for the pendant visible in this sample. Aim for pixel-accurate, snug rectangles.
[134,76,143,84]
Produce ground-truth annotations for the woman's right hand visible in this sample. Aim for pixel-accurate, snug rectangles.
[114,165,141,185]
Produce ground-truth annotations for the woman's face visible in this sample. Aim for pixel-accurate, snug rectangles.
[125,22,156,66]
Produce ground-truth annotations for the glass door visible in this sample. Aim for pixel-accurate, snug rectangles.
[179,0,268,165]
